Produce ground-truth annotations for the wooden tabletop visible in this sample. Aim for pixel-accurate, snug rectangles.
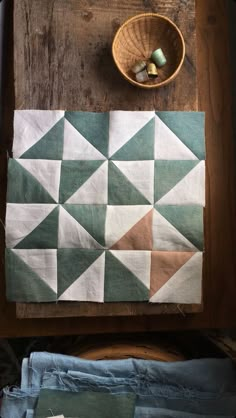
[1,0,236,336]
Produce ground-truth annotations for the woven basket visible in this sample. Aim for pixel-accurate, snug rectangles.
[112,13,185,89]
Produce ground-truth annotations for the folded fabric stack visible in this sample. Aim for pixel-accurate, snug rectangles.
[1,352,236,417]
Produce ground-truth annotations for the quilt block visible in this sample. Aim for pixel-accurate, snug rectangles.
[5,110,205,303]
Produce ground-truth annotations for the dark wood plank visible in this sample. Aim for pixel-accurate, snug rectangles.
[16,303,202,319]
[14,0,200,318]
[0,0,235,334]
[14,0,197,111]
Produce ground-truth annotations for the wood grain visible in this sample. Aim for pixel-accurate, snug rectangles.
[0,0,235,334]
[14,0,200,319]
[16,302,202,319]
[14,0,197,111]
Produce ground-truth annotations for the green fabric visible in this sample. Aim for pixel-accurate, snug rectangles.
[57,249,103,297]
[156,111,205,159]
[63,205,106,246]
[7,159,55,203]
[59,160,103,203]
[104,251,149,301]
[21,118,64,160]
[5,249,56,302]
[65,111,109,157]
[154,160,199,202]
[110,118,155,160]
[15,206,59,249]
[108,161,149,205]
[156,205,204,250]
[35,389,136,418]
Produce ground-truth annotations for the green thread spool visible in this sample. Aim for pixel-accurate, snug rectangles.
[151,48,167,67]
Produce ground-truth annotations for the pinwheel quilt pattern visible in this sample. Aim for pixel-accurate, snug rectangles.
[5,110,205,303]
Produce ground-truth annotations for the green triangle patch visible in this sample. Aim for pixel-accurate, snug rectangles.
[15,206,59,249]
[57,249,103,297]
[65,111,109,157]
[59,160,103,203]
[156,111,205,160]
[104,252,149,301]
[63,205,106,246]
[21,118,64,160]
[110,118,155,160]
[154,160,199,202]
[156,205,204,250]
[108,162,150,205]
[5,249,56,302]
[7,159,55,203]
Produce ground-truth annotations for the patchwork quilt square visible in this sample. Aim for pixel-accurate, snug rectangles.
[6,110,205,304]
[59,160,108,204]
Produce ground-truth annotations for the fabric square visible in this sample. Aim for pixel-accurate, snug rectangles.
[5,249,57,302]
[64,111,109,158]
[109,111,155,160]
[58,204,106,249]
[57,249,105,301]
[105,205,153,250]
[59,160,108,204]
[35,389,136,418]
[5,110,206,304]
[5,204,59,249]
[153,205,204,251]
[155,111,205,160]
[13,110,65,159]
[108,161,154,205]
[154,160,205,205]
[150,251,203,303]
[104,250,150,301]
[7,159,61,203]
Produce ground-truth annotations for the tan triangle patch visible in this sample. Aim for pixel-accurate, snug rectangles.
[150,251,195,297]
[111,209,153,250]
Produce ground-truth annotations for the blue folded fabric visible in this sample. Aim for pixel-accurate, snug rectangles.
[1,352,236,418]
[22,351,236,392]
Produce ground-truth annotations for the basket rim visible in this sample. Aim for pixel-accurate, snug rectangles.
[112,13,186,89]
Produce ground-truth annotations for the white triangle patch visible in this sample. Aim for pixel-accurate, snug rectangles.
[13,110,65,158]
[63,119,106,160]
[155,115,198,160]
[150,252,202,303]
[105,205,152,248]
[65,161,108,204]
[59,252,105,301]
[157,161,205,205]
[152,209,197,251]
[58,206,103,249]
[109,111,155,158]
[110,250,151,289]
[12,249,57,293]
[113,161,154,204]
[17,159,61,203]
[6,204,57,248]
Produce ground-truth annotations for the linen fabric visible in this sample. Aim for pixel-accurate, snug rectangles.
[34,389,136,418]
[5,110,206,303]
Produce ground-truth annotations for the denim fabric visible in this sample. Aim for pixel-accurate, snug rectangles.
[1,352,236,418]
[22,351,236,392]
[41,370,236,416]
[1,389,38,418]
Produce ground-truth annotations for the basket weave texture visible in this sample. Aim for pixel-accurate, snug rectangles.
[112,13,185,88]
